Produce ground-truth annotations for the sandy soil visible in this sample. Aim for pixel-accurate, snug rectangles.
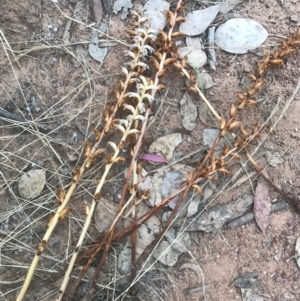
[0,0,300,300]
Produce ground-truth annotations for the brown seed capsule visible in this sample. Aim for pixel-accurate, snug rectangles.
[175,16,186,23]
[59,207,73,219]
[37,240,47,256]
[192,184,203,195]
[229,121,241,130]
[171,32,185,38]
[230,104,236,117]
[166,10,175,27]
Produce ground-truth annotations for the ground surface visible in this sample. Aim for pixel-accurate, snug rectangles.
[0,0,300,301]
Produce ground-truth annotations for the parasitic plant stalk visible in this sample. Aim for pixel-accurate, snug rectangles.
[16,12,156,301]
[56,22,159,300]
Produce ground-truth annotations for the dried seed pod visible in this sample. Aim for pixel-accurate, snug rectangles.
[176,16,186,23]
[47,213,55,227]
[230,104,236,117]
[245,99,257,106]
[56,188,65,205]
[127,29,137,36]
[176,2,186,13]
[181,56,188,68]
[273,50,279,59]
[186,86,198,93]
[269,59,284,67]
[159,30,168,42]
[157,84,166,90]
[94,192,102,201]
[189,69,196,84]
[263,51,270,64]
[192,184,203,195]
[81,203,90,215]
[228,121,241,130]
[237,100,246,109]
[218,168,231,175]
[236,93,245,101]
[118,140,126,150]
[217,157,225,168]
[229,152,242,159]
[222,144,229,156]
[59,207,73,219]
[93,129,102,142]
[84,141,91,158]
[114,156,126,163]
[166,10,175,27]
[157,68,169,78]
[220,118,226,130]
[248,74,256,81]
[153,51,163,60]
[37,240,47,256]
[72,167,81,183]
[164,58,176,66]
[150,56,160,70]
[171,32,185,38]
[279,48,296,57]
[239,126,247,137]
[103,110,110,123]
[210,153,216,172]
[114,90,120,100]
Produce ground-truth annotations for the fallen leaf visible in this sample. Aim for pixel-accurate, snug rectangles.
[140,153,168,163]
[119,202,161,272]
[203,128,219,148]
[18,169,46,199]
[149,133,182,161]
[186,36,203,48]
[172,194,253,232]
[144,0,170,31]
[234,271,271,301]
[215,18,268,54]
[152,241,181,266]
[150,164,194,207]
[125,202,161,255]
[187,198,199,217]
[265,151,284,167]
[113,0,133,20]
[94,197,121,234]
[180,5,220,36]
[162,171,182,208]
[219,0,244,14]
[198,103,208,125]
[196,72,216,90]
[253,172,271,234]
[89,29,108,63]
[178,46,207,69]
[165,228,191,253]
[179,92,197,131]
[136,168,156,206]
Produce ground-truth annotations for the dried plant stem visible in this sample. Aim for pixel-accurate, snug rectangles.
[16,13,155,301]
[71,0,186,293]
[179,64,221,121]
[56,73,157,300]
